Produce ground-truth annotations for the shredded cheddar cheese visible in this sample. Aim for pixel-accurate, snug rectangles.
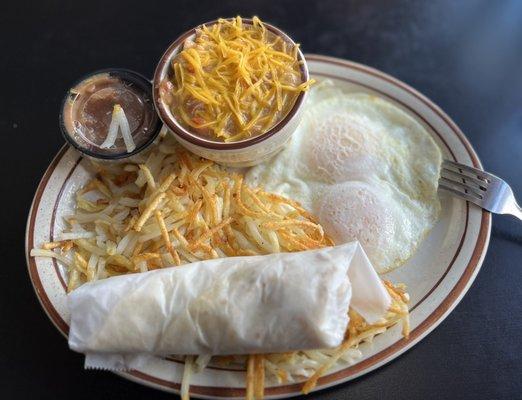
[167,16,314,142]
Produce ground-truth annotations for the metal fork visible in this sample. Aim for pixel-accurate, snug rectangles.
[439,160,522,220]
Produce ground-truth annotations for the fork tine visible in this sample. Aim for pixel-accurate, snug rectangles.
[441,159,522,218]
[439,176,484,199]
[438,182,483,204]
[442,160,492,182]
[440,169,488,192]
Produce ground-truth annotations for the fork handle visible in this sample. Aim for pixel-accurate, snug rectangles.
[512,204,522,221]
[505,202,522,221]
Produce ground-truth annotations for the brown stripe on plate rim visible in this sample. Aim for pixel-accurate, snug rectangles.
[26,145,71,335]
[49,156,83,291]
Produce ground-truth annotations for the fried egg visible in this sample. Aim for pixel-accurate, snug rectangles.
[245,81,442,273]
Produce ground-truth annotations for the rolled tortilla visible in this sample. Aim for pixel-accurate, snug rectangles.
[68,242,390,360]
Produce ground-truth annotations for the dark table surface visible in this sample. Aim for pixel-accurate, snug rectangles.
[1,0,521,399]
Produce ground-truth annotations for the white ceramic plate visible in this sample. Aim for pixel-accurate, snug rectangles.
[25,55,491,398]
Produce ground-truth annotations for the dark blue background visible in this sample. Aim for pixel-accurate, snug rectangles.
[1,0,521,399]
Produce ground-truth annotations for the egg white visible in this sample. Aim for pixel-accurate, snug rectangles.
[245,81,442,273]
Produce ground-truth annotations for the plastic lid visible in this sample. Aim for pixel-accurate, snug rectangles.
[60,69,161,159]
